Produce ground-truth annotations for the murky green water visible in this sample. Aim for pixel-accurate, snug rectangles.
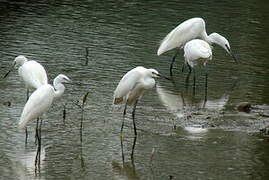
[1,0,269,179]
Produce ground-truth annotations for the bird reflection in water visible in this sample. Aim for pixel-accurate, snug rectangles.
[113,135,138,180]
[156,84,230,124]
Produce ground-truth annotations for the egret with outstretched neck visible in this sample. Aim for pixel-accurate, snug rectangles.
[157,17,237,76]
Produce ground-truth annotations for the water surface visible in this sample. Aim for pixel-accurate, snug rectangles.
[1,0,269,179]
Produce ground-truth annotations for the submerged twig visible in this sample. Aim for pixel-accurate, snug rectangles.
[150,147,155,166]
[76,92,90,142]
[85,47,90,65]
[63,104,66,124]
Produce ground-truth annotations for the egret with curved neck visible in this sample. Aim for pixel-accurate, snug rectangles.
[4,55,48,99]
[18,74,70,129]
[157,17,237,76]
[113,66,169,136]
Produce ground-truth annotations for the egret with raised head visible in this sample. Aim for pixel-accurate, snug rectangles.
[18,74,70,167]
[18,74,70,129]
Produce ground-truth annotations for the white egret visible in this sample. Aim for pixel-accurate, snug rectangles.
[18,74,70,129]
[157,17,237,76]
[113,66,169,136]
[4,55,48,100]
[183,39,212,95]
[184,39,212,72]
[4,55,48,144]
[18,74,70,167]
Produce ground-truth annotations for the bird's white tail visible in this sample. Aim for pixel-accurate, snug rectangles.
[18,116,30,129]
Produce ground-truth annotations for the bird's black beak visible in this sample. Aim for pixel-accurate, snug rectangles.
[3,62,16,79]
[158,73,171,81]
[225,44,238,63]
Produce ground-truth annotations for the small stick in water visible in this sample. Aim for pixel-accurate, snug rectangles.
[63,104,66,124]
[85,47,89,65]
[77,91,90,142]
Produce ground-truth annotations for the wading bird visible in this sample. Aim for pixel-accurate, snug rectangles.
[4,55,48,143]
[18,74,70,167]
[113,66,169,136]
[18,74,70,129]
[183,39,212,85]
[157,17,237,76]
[4,55,48,100]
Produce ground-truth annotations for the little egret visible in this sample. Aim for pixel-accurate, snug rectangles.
[183,39,212,95]
[18,74,70,167]
[18,74,70,129]
[4,55,48,144]
[157,17,237,76]
[4,55,48,100]
[113,66,169,136]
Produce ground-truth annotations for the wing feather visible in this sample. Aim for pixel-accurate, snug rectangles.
[157,18,205,55]
[20,61,48,89]
[18,85,54,129]
[113,67,145,104]
[184,39,212,61]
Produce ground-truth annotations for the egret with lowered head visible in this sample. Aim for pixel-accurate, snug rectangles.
[113,66,169,136]
[183,39,212,89]
[4,55,48,100]
[157,17,237,76]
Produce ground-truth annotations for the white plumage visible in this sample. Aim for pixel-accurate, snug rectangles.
[18,85,54,129]
[18,74,70,129]
[157,17,233,56]
[15,55,48,89]
[113,66,164,136]
[158,17,206,56]
[184,39,212,68]
[113,66,159,105]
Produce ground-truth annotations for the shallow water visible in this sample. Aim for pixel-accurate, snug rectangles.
[1,0,269,179]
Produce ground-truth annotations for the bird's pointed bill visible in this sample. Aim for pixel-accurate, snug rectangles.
[158,74,171,81]
[3,62,16,78]
[225,44,238,63]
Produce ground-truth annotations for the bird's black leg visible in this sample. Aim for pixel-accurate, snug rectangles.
[187,63,192,73]
[203,67,208,108]
[35,117,43,171]
[25,127,28,146]
[131,135,137,163]
[181,62,185,73]
[185,63,192,89]
[38,118,42,167]
[35,118,39,145]
[121,102,128,135]
[193,68,196,97]
[132,100,139,137]
[120,132,125,163]
[170,48,180,77]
